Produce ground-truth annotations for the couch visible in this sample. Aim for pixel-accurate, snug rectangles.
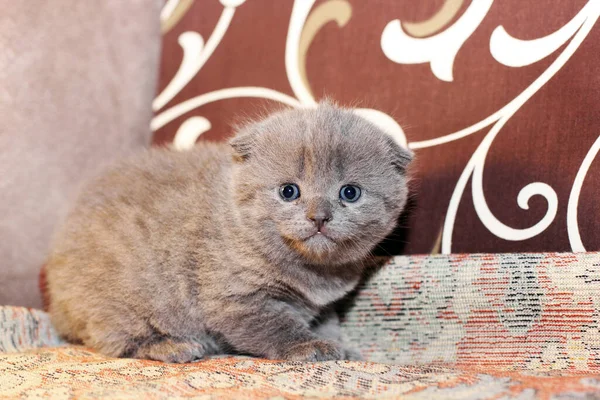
[2,1,599,398]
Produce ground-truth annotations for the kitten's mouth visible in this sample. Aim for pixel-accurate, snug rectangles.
[281,230,337,258]
[304,231,335,243]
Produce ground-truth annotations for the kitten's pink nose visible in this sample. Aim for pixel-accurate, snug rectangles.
[308,211,332,232]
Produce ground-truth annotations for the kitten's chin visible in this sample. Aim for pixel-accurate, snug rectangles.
[285,233,347,265]
[304,233,335,251]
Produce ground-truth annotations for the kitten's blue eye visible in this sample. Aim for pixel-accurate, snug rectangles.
[340,185,361,202]
[279,184,300,201]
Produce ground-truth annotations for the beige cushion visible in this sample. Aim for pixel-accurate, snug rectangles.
[0,0,162,307]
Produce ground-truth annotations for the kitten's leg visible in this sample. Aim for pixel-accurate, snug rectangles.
[133,335,220,363]
[84,319,219,363]
[312,310,363,361]
[83,318,150,358]
[212,301,344,362]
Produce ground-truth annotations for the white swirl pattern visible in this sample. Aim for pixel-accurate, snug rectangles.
[172,116,212,151]
[153,0,600,254]
[153,6,238,111]
[568,135,600,252]
[286,0,318,105]
[490,4,592,68]
[381,0,493,82]
[440,0,600,253]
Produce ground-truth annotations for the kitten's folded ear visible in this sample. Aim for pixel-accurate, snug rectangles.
[386,137,414,173]
[229,130,254,162]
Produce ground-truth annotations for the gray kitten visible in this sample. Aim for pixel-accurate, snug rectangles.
[45,103,412,363]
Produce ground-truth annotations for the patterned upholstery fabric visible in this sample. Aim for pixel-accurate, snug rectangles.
[3,253,600,398]
[342,252,600,370]
[2,347,600,399]
[153,0,600,255]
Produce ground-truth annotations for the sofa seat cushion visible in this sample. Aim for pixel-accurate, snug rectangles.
[2,346,600,399]
[2,306,600,399]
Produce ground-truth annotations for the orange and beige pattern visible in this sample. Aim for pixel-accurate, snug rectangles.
[3,347,600,399]
[342,252,600,371]
[153,0,600,255]
[5,252,600,398]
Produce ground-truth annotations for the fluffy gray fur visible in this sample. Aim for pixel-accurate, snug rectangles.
[46,103,412,363]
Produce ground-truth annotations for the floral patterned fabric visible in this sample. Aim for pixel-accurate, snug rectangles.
[3,252,600,398]
[2,347,600,399]
[343,252,600,371]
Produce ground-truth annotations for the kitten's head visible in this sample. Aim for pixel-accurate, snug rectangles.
[230,103,412,267]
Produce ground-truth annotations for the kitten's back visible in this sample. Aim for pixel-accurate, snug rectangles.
[46,142,232,346]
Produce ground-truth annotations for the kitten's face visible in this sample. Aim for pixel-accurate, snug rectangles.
[230,105,412,267]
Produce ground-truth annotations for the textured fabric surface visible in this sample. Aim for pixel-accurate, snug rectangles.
[3,347,600,399]
[342,252,600,371]
[153,0,600,255]
[0,0,162,308]
[0,307,62,353]
[2,307,600,399]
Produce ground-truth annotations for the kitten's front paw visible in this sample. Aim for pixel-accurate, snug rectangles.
[134,339,207,363]
[284,340,344,362]
[344,347,363,361]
